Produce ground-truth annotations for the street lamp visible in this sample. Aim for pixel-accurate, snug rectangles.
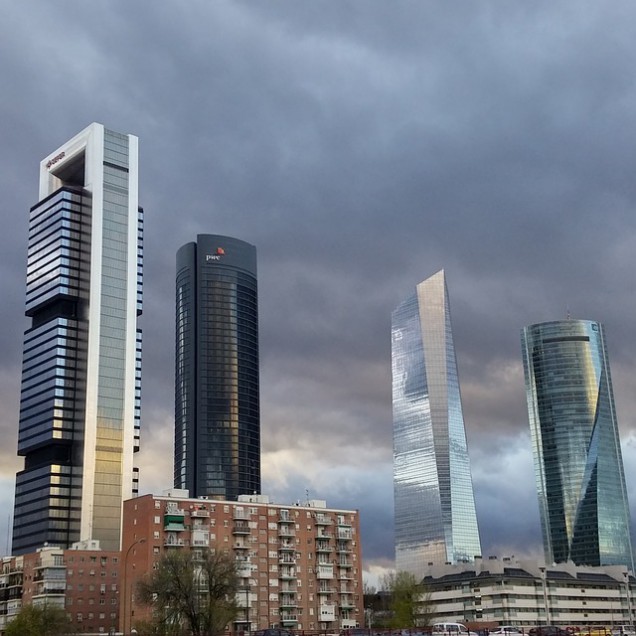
[123,537,146,636]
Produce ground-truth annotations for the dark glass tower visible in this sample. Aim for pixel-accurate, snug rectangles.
[12,123,143,554]
[175,235,260,500]
[522,319,634,570]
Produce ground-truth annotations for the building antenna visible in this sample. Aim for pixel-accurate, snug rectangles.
[566,305,571,320]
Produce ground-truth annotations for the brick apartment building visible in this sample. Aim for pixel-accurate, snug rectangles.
[1,541,121,636]
[123,490,364,634]
[0,555,23,634]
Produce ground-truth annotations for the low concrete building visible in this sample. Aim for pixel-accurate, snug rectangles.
[421,556,635,629]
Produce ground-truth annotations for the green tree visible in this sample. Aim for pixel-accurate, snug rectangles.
[381,570,435,628]
[137,549,240,636]
[5,603,72,636]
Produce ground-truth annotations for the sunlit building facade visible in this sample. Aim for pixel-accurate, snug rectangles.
[175,235,260,500]
[12,123,143,554]
[522,320,634,570]
[392,270,481,576]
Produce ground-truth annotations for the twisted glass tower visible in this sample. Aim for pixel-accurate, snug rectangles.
[12,123,143,554]
[175,235,260,500]
[392,270,481,575]
[522,320,634,569]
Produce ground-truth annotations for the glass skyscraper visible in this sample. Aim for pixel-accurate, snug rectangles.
[522,319,634,570]
[175,235,260,500]
[12,123,143,554]
[392,270,481,575]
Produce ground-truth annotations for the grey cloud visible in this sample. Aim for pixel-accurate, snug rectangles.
[3,1,636,568]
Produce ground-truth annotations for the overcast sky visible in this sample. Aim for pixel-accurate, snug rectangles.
[3,1,636,584]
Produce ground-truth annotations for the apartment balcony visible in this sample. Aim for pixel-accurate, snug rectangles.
[337,529,353,540]
[279,569,296,580]
[233,521,250,534]
[336,543,351,553]
[317,565,334,579]
[317,532,333,540]
[315,515,333,526]
[164,516,186,531]
[278,527,295,538]
[164,536,186,547]
[280,584,297,593]
[318,586,335,594]
[234,542,249,550]
[316,543,333,553]
[232,506,249,521]
[279,555,296,565]
[33,586,65,598]
[279,512,294,523]
[279,541,295,551]
[279,595,298,608]
[280,614,298,625]
[338,560,352,568]
[340,599,356,610]
[191,507,210,518]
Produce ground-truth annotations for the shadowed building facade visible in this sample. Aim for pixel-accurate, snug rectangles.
[175,235,260,500]
[522,320,634,570]
[12,123,143,554]
[392,270,481,576]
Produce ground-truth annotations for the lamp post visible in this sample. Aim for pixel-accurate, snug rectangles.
[123,537,146,636]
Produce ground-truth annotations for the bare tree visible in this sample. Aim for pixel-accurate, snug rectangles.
[137,549,240,636]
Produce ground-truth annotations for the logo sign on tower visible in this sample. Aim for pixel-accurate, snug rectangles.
[206,247,225,262]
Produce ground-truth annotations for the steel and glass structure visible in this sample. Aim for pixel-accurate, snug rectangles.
[12,123,142,554]
[392,270,481,575]
[175,235,260,500]
[522,320,634,570]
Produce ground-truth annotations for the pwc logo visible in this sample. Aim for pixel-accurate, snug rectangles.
[205,247,225,262]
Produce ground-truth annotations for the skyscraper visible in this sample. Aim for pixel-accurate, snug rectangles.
[175,235,260,500]
[12,123,143,554]
[392,270,481,575]
[522,319,634,569]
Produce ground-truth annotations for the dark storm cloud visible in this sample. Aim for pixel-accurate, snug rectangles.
[3,1,636,571]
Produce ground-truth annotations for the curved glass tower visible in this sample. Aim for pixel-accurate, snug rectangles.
[392,270,481,575]
[522,320,634,569]
[175,235,260,500]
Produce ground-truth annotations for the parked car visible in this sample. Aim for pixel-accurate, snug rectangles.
[491,627,526,636]
[529,627,570,636]
[253,630,294,636]
[433,623,478,636]
[579,628,611,636]
[613,627,636,636]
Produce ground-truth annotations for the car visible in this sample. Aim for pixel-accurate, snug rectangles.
[529,627,570,636]
[491,627,526,636]
[253,630,294,636]
[579,628,611,636]
[613,628,636,636]
[432,623,478,636]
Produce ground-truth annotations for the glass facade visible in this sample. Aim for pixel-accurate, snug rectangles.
[175,235,260,500]
[522,320,634,570]
[392,270,481,576]
[12,124,141,554]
